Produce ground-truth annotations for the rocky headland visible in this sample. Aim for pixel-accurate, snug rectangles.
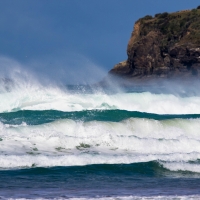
[106,6,200,86]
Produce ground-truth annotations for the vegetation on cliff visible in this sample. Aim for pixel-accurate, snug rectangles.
[138,8,200,49]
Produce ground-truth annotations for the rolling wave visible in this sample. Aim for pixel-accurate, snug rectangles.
[1,84,200,114]
[1,109,200,125]
[0,117,200,171]
[0,162,194,177]
[1,81,200,174]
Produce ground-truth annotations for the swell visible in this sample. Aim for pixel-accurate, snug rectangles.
[1,162,200,198]
[0,162,200,178]
[1,109,200,125]
[0,162,184,176]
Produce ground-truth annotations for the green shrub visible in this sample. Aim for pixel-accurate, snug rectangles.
[192,9,197,13]
[159,12,169,18]
[180,21,185,27]
[191,21,200,29]
[197,5,200,9]
[155,13,161,17]
[143,15,153,20]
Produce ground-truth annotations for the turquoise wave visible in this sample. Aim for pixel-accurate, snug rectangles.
[1,109,200,125]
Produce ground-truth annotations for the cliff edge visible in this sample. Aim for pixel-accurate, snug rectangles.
[109,7,200,80]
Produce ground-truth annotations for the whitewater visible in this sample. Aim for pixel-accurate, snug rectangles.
[1,82,200,114]
[1,79,200,199]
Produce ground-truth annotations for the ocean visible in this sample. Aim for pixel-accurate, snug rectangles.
[1,80,200,199]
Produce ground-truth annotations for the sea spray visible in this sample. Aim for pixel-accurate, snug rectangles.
[2,88,200,114]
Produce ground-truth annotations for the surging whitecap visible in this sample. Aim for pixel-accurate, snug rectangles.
[2,84,200,114]
[0,118,200,171]
[1,118,200,155]
[161,161,200,173]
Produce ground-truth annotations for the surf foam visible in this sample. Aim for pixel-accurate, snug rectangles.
[2,85,200,114]
[0,118,200,170]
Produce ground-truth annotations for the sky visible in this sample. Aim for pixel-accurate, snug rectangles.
[0,0,200,84]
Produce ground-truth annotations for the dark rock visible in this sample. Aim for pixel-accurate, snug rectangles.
[109,8,200,80]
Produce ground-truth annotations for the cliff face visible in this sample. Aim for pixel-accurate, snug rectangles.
[110,8,200,79]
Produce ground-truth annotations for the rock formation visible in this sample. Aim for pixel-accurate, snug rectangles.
[109,7,200,80]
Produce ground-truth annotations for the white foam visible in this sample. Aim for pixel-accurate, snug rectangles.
[0,153,199,170]
[6,195,200,200]
[66,197,200,200]
[1,118,200,154]
[1,118,200,170]
[2,82,200,114]
[161,161,200,173]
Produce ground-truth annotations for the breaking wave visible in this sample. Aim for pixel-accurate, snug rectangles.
[1,83,200,114]
[0,117,200,172]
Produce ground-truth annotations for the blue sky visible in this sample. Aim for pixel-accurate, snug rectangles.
[1,0,200,84]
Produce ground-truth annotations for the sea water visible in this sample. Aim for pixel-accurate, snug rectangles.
[1,80,200,199]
